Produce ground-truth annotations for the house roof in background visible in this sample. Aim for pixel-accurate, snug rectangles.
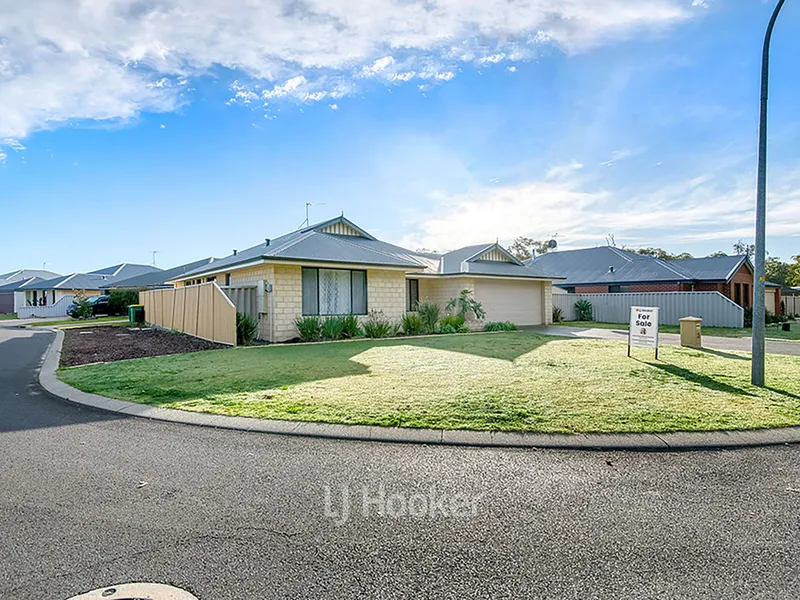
[528,247,750,286]
[0,269,61,283]
[175,216,426,280]
[102,258,218,289]
[0,276,48,292]
[89,263,163,279]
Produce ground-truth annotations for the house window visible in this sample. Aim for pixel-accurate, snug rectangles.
[743,283,750,308]
[734,283,741,305]
[407,279,419,311]
[562,286,576,294]
[207,276,216,283]
[608,285,630,293]
[302,267,367,315]
[225,273,231,286]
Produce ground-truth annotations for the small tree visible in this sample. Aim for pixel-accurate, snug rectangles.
[445,289,486,321]
[71,291,93,319]
[574,299,593,321]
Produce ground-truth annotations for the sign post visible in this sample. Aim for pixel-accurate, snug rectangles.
[628,306,660,360]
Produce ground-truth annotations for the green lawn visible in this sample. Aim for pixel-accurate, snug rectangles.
[58,332,800,434]
[28,316,127,328]
[0,313,17,320]
[554,321,800,341]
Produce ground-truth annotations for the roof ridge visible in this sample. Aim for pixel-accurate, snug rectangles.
[264,230,318,257]
[320,232,426,267]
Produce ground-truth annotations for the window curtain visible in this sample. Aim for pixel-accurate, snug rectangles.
[319,269,352,315]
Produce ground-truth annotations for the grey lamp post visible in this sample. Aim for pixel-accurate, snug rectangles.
[752,0,786,387]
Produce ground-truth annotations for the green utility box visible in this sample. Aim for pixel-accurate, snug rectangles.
[129,304,145,324]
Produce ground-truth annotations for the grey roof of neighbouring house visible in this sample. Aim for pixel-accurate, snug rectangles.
[0,269,61,284]
[417,243,562,279]
[22,263,163,291]
[527,247,750,286]
[175,217,427,280]
[0,276,48,292]
[101,258,218,289]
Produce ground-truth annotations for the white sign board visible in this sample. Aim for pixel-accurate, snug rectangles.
[629,306,659,351]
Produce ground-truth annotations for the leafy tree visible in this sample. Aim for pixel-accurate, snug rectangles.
[707,251,728,257]
[765,257,790,287]
[733,239,754,258]
[635,247,693,261]
[71,291,93,320]
[788,255,800,287]
[510,236,552,261]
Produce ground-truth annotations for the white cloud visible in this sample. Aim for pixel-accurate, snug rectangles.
[434,71,455,81]
[400,163,800,252]
[546,161,584,179]
[360,56,395,77]
[2,138,26,151]
[507,66,517,73]
[1,0,692,138]
[159,124,166,129]
[329,104,339,111]
[0,150,6,164]
[480,53,506,64]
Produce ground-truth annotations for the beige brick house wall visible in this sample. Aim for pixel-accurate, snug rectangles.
[542,281,553,325]
[366,269,406,322]
[272,265,302,341]
[418,277,476,308]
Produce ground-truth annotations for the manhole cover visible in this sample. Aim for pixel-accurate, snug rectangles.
[68,583,198,600]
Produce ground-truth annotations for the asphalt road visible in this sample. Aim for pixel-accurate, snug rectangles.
[1,324,799,600]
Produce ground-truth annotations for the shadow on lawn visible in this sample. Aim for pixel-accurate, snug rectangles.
[696,348,749,361]
[648,363,756,397]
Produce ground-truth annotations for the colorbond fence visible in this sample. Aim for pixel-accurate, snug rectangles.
[784,295,800,316]
[553,291,744,328]
[140,282,237,345]
[17,295,75,319]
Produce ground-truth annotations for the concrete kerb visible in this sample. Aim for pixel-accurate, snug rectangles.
[38,330,800,451]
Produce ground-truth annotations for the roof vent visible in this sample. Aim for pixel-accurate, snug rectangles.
[265,238,271,247]
[608,266,615,273]
[233,249,237,256]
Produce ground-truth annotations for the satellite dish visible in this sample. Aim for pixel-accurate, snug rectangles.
[547,239,558,249]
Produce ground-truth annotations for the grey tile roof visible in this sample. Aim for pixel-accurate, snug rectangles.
[102,258,217,289]
[89,263,163,279]
[528,247,750,286]
[0,269,61,283]
[176,217,426,280]
[0,276,48,292]
[23,273,116,291]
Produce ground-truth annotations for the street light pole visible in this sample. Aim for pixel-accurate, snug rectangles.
[752,0,786,387]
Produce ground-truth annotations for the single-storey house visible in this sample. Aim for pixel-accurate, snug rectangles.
[527,247,782,314]
[168,216,560,342]
[0,269,61,314]
[19,263,162,317]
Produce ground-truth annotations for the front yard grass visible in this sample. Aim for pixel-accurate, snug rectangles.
[0,313,17,320]
[555,320,800,341]
[58,332,800,434]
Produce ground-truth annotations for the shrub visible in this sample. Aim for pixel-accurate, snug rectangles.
[401,313,425,336]
[439,324,458,335]
[483,321,518,332]
[552,306,564,323]
[456,325,470,333]
[340,314,362,339]
[363,310,393,338]
[321,316,345,341]
[744,307,776,327]
[236,312,258,346]
[295,315,323,342]
[440,314,465,331]
[108,289,139,315]
[417,302,441,334]
[574,299,593,321]
[445,289,486,321]
[71,291,93,320]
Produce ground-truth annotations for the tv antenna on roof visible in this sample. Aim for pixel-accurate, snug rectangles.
[300,202,327,228]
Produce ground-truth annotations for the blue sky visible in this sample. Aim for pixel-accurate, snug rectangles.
[1,0,798,275]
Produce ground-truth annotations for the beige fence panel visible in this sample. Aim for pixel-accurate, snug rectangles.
[220,285,258,320]
[140,282,236,345]
[785,296,799,316]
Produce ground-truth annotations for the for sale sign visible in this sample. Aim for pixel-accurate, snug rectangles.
[629,306,659,353]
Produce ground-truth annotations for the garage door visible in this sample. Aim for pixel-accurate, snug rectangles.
[474,279,543,326]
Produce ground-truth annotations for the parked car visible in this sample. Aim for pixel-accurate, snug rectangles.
[67,295,114,318]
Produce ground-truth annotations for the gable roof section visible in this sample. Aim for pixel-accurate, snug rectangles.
[89,263,163,279]
[102,258,218,289]
[529,247,751,286]
[175,217,424,281]
[0,269,61,284]
[420,242,560,279]
[0,276,48,292]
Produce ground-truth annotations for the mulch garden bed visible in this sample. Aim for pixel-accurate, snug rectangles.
[61,326,226,367]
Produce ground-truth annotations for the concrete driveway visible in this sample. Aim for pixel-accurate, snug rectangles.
[532,325,800,356]
[1,322,799,599]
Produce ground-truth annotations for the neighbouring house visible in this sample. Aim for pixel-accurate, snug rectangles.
[527,247,782,314]
[100,258,218,291]
[18,263,162,318]
[167,216,561,342]
[0,269,61,314]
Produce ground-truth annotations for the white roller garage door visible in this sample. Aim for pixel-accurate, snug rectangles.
[474,279,544,326]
